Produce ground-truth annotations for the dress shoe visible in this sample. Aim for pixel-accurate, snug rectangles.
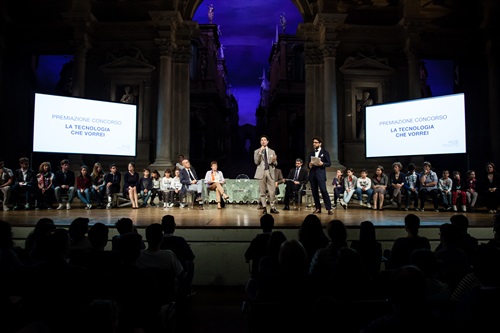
[283,205,290,211]
[328,210,333,215]
[270,208,279,214]
[262,208,267,215]
[313,208,321,214]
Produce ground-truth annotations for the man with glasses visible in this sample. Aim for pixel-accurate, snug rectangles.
[308,137,333,215]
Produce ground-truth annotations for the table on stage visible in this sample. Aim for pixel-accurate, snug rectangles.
[203,179,286,204]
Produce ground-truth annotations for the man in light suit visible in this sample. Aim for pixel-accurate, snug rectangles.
[254,135,279,214]
[283,158,309,210]
[308,137,333,215]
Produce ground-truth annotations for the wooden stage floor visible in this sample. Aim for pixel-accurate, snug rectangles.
[1,202,495,229]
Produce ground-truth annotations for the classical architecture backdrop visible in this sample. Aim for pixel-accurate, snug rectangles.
[1,1,499,176]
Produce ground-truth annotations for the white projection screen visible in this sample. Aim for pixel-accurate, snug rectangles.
[33,93,137,156]
[365,93,466,158]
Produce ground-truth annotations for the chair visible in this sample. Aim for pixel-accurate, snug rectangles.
[290,183,307,210]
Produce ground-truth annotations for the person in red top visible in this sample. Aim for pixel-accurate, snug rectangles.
[76,165,93,209]
[465,170,478,212]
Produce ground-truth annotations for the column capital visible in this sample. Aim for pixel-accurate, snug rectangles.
[173,21,199,63]
[323,41,340,58]
[155,38,174,57]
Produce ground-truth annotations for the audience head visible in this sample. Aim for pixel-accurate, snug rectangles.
[472,244,500,287]
[88,223,109,249]
[84,299,118,333]
[326,219,347,247]
[450,214,469,234]
[266,231,287,258]
[404,214,421,235]
[145,223,163,249]
[38,228,71,260]
[115,218,134,235]
[0,220,13,250]
[279,239,308,275]
[161,215,176,234]
[359,220,376,242]
[68,217,90,242]
[299,214,324,241]
[118,232,142,264]
[260,214,274,233]
[389,265,427,307]
[439,223,461,247]
[409,248,440,279]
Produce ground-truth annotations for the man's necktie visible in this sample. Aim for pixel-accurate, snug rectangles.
[264,149,269,170]
[294,168,299,181]
[188,169,195,181]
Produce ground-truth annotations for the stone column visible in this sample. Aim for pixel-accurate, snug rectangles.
[323,40,343,169]
[152,38,174,168]
[171,21,198,159]
[297,23,324,157]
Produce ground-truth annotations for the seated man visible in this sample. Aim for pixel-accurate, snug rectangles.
[179,159,203,209]
[12,157,37,210]
[54,159,76,210]
[0,160,13,210]
[418,161,440,212]
[283,158,308,210]
[104,164,121,209]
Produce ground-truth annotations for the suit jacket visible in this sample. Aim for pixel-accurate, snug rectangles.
[14,168,37,186]
[286,167,309,185]
[254,147,277,180]
[180,168,199,186]
[54,170,76,187]
[308,148,331,182]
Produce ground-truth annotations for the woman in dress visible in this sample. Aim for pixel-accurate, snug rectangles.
[123,162,140,209]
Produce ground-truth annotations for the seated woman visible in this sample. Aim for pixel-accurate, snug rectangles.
[465,170,478,212]
[482,162,499,214]
[36,162,54,210]
[371,165,388,210]
[76,165,93,209]
[91,162,105,208]
[204,161,229,209]
[123,162,140,209]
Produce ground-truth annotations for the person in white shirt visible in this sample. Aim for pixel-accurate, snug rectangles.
[354,169,373,208]
[204,161,229,209]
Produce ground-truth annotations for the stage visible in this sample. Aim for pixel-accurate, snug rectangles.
[1,202,495,229]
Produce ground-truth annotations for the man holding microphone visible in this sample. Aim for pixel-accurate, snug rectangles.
[254,135,279,214]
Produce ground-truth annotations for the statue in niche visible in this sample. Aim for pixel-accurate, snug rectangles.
[219,44,225,59]
[356,91,374,140]
[120,86,137,104]
[208,4,215,24]
[280,12,287,33]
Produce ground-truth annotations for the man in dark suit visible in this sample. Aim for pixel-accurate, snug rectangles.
[179,159,203,209]
[283,158,309,210]
[12,156,37,210]
[308,137,333,215]
[54,159,76,210]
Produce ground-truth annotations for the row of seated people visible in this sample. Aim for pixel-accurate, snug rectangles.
[327,161,500,213]
[0,214,195,333]
[243,213,500,332]
[0,157,230,211]
[2,212,500,332]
